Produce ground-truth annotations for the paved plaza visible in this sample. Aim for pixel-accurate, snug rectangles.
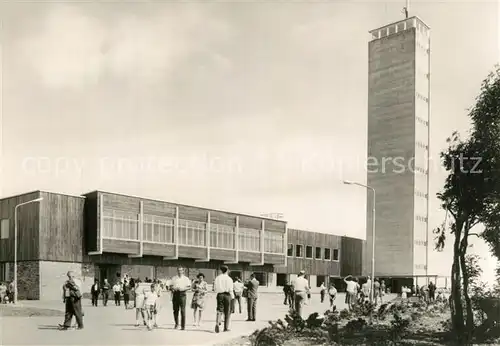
[0,292,395,346]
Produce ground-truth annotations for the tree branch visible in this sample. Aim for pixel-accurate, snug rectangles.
[468,233,480,237]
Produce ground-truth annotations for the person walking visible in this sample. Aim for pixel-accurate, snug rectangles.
[102,279,110,306]
[319,282,326,303]
[123,280,131,309]
[58,271,84,330]
[344,275,357,310]
[170,266,191,330]
[428,281,436,302]
[191,273,208,327]
[152,280,162,327]
[231,277,243,314]
[293,270,310,318]
[143,283,158,331]
[213,265,234,333]
[113,281,121,306]
[373,279,381,305]
[245,273,259,322]
[90,279,99,307]
[328,283,337,310]
[134,280,146,327]
[380,280,386,303]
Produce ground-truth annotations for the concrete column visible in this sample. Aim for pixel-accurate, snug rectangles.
[267,273,277,289]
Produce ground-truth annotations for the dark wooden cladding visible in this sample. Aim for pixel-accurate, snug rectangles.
[178,205,207,222]
[179,246,206,259]
[210,211,236,227]
[143,200,176,218]
[340,236,363,276]
[276,228,342,276]
[102,193,140,213]
[83,192,98,253]
[239,251,260,263]
[264,219,286,233]
[102,239,140,254]
[238,215,262,230]
[39,192,85,262]
[0,191,41,262]
[264,253,285,265]
[143,243,175,257]
[210,249,236,261]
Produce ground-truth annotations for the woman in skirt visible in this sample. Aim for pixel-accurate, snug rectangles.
[191,273,208,327]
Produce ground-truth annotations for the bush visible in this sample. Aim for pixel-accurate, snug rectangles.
[390,312,410,342]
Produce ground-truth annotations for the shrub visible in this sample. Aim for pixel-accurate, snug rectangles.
[390,312,410,342]
[344,317,368,335]
[339,308,351,320]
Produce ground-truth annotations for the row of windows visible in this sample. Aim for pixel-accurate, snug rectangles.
[416,141,428,150]
[415,240,428,246]
[287,244,339,261]
[415,264,427,270]
[416,215,428,222]
[417,117,429,127]
[416,92,429,103]
[101,211,284,253]
[415,190,428,198]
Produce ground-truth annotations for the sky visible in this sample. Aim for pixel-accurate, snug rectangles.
[0,0,499,282]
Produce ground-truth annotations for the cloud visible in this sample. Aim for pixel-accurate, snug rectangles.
[17,5,231,89]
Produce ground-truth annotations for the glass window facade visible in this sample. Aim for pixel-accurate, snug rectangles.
[264,231,284,254]
[143,215,174,243]
[210,224,235,249]
[178,219,206,246]
[238,227,260,252]
[102,210,139,240]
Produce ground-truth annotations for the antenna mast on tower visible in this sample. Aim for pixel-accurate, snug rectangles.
[403,0,410,18]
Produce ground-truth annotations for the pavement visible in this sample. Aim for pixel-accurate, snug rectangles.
[0,293,397,346]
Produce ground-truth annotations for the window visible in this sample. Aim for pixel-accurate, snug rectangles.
[324,248,331,260]
[102,210,139,240]
[295,244,303,257]
[0,262,9,281]
[287,243,293,257]
[210,224,235,249]
[315,247,322,259]
[415,240,427,246]
[316,275,326,287]
[277,273,287,287]
[238,227,260,252]
[143,215,174,243]
[333,249,339,261]
[179,220,206,246]
[253,272,267,286]
[264,231,284,254]
[416,215,428,222]
[0,219,9,239]
[305,246,313,259]
[415,264,427,270]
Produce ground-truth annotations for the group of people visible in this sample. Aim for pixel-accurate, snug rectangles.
[0,281,15,303]
[59,265,262,333]
[401,281,438,302]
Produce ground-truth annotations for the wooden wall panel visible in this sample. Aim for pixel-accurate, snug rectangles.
[83,192,98,253]
[102,193,140,213]
[264,219,286,233]
[178,206,207,222]
[238,215,261,230]
[178,246,206,259]
[39,192,86,262]
[264,253,285,265]
[340,236,363,277]
[0,191,41,262]
[210,249,236,262]
[143,200,176,218]
[210,211,236,227]
[239,251,260,263]
[143,243,175,257]
[102,239,140,254]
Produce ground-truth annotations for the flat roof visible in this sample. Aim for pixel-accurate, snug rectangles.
[369,15,430,34]
[0,190,86,202]
[83,190,287,224]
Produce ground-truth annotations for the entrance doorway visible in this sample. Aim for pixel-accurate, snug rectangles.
[97,264,121,285]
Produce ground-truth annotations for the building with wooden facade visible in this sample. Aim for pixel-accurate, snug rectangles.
[0,190,364,300]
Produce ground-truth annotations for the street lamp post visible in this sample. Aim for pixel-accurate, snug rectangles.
[343,180,376,303]
[14,197,43,304]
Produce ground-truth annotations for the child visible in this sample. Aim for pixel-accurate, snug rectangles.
[328,283,337,310]
[134,281,146,327]
[143,284,157,331]
[153,280,162,328]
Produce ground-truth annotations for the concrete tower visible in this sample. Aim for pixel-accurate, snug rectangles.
[365,16,431,285]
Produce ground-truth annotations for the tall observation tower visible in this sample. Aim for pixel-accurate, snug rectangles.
[365,11,431,287]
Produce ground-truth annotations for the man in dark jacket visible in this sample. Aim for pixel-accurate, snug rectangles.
[283,281,293,307]
[59,271,84,330]
[102,279,110,306]
[245,273,259,322]
[90,279,99,307]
